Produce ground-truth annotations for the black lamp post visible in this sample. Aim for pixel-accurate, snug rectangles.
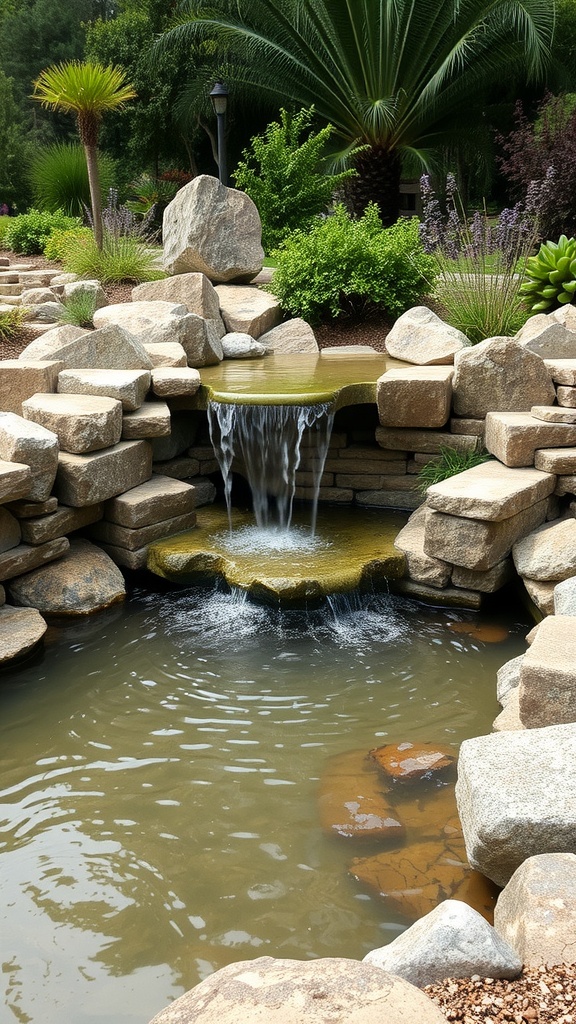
[210,81,229,186]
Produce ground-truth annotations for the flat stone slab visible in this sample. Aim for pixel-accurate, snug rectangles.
[513,516,576,581]
[557,385,576,408]
[531,404,576,423]
[534,446,576,473]
[20,322,154,371]
[494,853,576,967]
[485,411,576,467]
[7,538,125,616]
[0,536,69,582]
[426,461,555,521]
[57,368,151,411]
[393,506,451,587]
[451,558,514,594]
[151,367,201,397]
[543,359,576,385]
[20,503,103,545]
[424,500,548,571]
[518,614,576,727]
[0,358,63,415]
[88,510,197,551]
[376,426,479,455]
[0,458,31,503]
[391,577,483,609]
[0,411,58,501]
[54,440,152,507]
[377,366,453,429]
[142,343,187,367]
[122,402,171,440]
[22,392,122,454]
[104,475,197,528]
[6,496,58,518]
[456,723,576,887]
[0,605,47,664]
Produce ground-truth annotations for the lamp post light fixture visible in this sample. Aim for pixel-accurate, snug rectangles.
[210,81,229,187]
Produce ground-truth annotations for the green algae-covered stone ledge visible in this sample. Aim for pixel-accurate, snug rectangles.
[190,352,400,408]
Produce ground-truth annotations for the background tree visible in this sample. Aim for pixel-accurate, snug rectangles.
[158,0,555,225]
[32,61,136,247]
[0,69,33,210]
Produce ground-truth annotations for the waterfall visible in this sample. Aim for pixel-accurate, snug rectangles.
[207,401,335,534]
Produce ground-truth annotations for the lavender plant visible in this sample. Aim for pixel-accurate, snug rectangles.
[419,175,539,343]
[87,188,158,243]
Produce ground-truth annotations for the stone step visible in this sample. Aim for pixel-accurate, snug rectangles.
[426,460,556,521]
[0,283,22,295]
[22,392,123,454]
[485,411,576,467]
[0,295,22,306]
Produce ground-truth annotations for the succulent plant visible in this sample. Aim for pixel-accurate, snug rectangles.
[519,235,576,313]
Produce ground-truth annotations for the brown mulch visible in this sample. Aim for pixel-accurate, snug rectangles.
[426,963,576,1023]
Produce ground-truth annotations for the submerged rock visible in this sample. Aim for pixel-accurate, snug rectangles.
[8,538,126,615]
[370,741,456,785]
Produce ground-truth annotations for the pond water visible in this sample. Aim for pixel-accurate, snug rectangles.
[0,575,530,1024]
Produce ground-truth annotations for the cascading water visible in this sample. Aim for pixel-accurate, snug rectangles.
[207,400,335,537]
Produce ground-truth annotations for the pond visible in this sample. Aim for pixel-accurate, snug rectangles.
[0,570,530,1024]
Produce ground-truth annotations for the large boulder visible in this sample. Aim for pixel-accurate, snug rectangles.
[364,899,521,988]
[0,604,47,664]
[0,411,58,502]
[215,285,282,337]
[147,956,447,1024]
[384,306,471,365]
[259,318,319,354]
[93,301,223,367]
[132,272,225,336]
[452,337,555,417]
[8,538,125,615]
[514,313,576,358]
[494,853,576,966]
[162,175,264,282]
[512,517,576,581]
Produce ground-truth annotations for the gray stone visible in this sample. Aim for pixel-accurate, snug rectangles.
[215,285,282,337]
[494,853,576,967]
[0,358,64,415]
[88,510,197,550]
[0,411,58,501]
[456,723,576,886]
[23,392,122,454]
[393,506,451,587]
[384,306,471,365]
[259,318,319,354]
[162,175,264,282]
[54,440,152,506]
[518,614,576,727]
[93,300,223,367]
[98,542,148,571]
[150,410,197,461]
[20,322,154,371]
[153,457,200,480]
[20,503,103,545]
[20,286,57,304]
[515,314,576,358]
[104,475,196,528]
[0,605,47,664]
[497,654,524,706]
[426,461,555,521]
[0,506,21,552]
[57,368,151,412]
[451,558,515,594]
[485,411,576,467]
[452,337,555,418]
[376,427,479,455]
[0,459,32,503]
[8,538,125,615]
[62,278,108,309]
[391,578,483,609]
[189,478,216,506]
[122,402,171,440]
[513,517,576,581]
[554,576,576,614]
[555,475,576,496]
[5,496,57,518]
[18,324,93,365]
[355,489,422,511]
[221,331,267,359]
[377,366,453,428]
[147,956,447,1024]
[424,499,548,571]
[28,300,64,323]
[151,367,201,397]
[363,899,521,988]
[0,536,69,582]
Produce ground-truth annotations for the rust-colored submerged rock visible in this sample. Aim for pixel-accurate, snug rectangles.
[317,749,405,842]
[370,741,456,785]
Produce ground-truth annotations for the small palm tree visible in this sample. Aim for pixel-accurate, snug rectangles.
[32,61,136,248]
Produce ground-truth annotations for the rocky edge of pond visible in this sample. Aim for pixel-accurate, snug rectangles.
[1,176,575,1023]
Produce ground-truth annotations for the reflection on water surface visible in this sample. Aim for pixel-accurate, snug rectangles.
[0,582,529,1024]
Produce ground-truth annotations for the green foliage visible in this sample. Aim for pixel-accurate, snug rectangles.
[232,107,356,252]
[125,172,180,216]
[0,305,28,342]
[57,292,98,329]
[0,217,11,246]
[5,208,80,255]
[60,230,165,283]
[29,143,116,217]
[417,447,493,494]
[519,235,576,313]
[268,205,435,324]
[43,225,93,261]
[0,68,33,211]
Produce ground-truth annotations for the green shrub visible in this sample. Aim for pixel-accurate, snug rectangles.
[0,216,10,247]
[57,292,98,328]
[233,107,356,252]
[519,235,576,313]
[417,446,493,494]
[43,225,94,261]
[29,143,116,218]
[268,205,435,323]
[60,231,164,283]
[0,306,29,342]
[5,209,81,255]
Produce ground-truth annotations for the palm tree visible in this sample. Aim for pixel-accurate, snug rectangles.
[157,0,555,225]
[32,61,136,247]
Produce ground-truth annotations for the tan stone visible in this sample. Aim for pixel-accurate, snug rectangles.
[0,359,63,415]
[0,459,32,502]
[451,558,514,594]
[391,578,483,609]
[543,358,576,385]
[494,853,576,967]
[555,475,576,496]
[493,689,524,732]
[122,402,171,440]
[424,499,548,570]
[93,301,223,368]
[377,366,453,428]
[215,284,282,337]
[98,542,148,570]
[0,536,69,582]
[393,506,451,587]
[336,473,417,490]
[534,446,576,473]
[88,510,197,551]
[153,457,201,480]
[132,272,222,321]
[522,577,556,616]
[151,367,201,398]
[0,605,47,664]
[104,477,197,528]
[148,956,448,1024]
[518,615,576,727]
[515,315,576,358]
[376,426,479,455]
[54,440,152,506]
[450,417,485,437]
[6,496,57,517]
[557,385,576,408]
[370,741,456,785]
[426,461,555,521]
[384,306,470,365]
[0,411,58,501]
[453,337,555,418]
[7,538,125,615]
[259,318,319,354]
[513,517,576,581]
[20,322,154,370]
[355,489,422,511]
[317,748,405,842]
[57,368,151,411]
[485,411,576,467]
[142,343,187,367]
[23,392,122,454]
[531,404,576,423]
[0,506,20,551]
[20,503,103,545]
